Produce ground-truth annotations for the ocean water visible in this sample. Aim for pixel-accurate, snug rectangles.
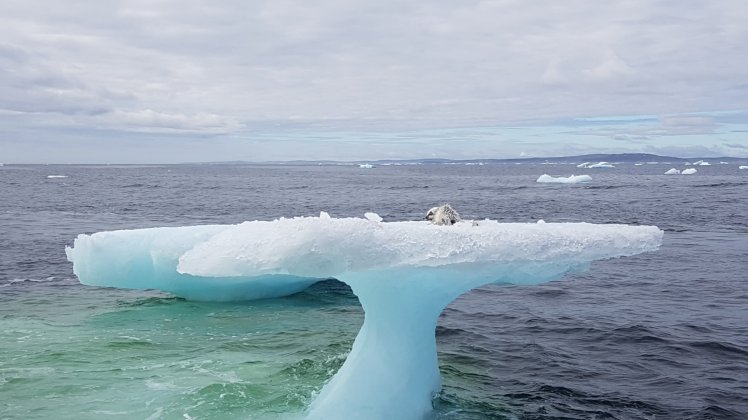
[1,163,747,419]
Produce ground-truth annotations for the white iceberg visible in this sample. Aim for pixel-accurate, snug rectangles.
[664,168,681,175]
[66,215,663,420]
[46,175,68,178]
[588,162,615,168]
[536,174,592,184]
[359,164,374,169]
[576,162,590,168]
[682,168,698,175]
[364,212,383,222]
[693,160,710,166]
[739,166,748,170]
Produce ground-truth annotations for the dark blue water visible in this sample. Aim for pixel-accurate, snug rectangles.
[1,163,747,419]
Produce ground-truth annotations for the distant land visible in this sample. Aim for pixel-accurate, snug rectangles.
[206,153,748,166]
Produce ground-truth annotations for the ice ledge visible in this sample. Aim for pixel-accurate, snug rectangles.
[66,215,663,419]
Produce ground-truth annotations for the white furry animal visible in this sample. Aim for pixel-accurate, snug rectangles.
[425,204,462,225]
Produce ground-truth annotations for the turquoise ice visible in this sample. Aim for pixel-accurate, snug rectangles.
[66,213,663,419]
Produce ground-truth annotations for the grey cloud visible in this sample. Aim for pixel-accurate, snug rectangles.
[1,0,747,161]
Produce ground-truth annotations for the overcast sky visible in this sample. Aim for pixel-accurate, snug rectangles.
[1,0,747,163]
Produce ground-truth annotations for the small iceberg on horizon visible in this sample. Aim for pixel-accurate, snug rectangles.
[46,175,68,179]
[739,166,748,170]
[693,160,711,166]
[588,161,615,168]
[536,174,592,184]
[359,164,374,169]
[664,168,680,175]
[576,162,591,168]
[682,168,698,175]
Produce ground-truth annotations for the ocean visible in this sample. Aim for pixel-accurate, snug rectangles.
[1,163,747,419]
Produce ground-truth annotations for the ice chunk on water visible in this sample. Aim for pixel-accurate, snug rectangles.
[536,174,592,184]
[682,168,698,175]
[364,212,382,222]
[739,166,748,170]
[588,162,615,168]
[66,215,663,420]
[64,225,320,301]
[664,168,680,175]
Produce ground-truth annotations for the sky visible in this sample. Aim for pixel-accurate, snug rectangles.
[1,0,747,163]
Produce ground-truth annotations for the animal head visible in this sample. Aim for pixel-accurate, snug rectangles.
[425,204,461,225]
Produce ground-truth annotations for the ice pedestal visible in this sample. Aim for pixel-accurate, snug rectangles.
[66,215,663,419]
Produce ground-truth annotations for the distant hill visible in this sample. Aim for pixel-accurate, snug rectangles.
[366,153,745,165]
[200,153,746,165]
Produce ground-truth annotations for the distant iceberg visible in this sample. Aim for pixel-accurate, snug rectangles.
[664,168,680,175]
[739,166,748,170]
[588,162,615,168]
[576,162,590,168]
[682,168,698,175]
[359,164,374,169]
[67,214,662,420]
[536,174,592,184]
[693,160,711,166]
[46,175,68,178]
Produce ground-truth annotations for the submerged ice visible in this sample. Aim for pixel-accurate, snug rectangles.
[66,214,663,420]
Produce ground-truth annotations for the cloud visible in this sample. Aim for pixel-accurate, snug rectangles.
[1,0,747,162]
[567,113,720,141]
[102,109,244,134]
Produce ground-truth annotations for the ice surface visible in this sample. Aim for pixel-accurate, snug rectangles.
[66,215,663,420]
[536,174,592,184]
[65,225,320,301]
[664,168,680,175]
[682,168,698,175]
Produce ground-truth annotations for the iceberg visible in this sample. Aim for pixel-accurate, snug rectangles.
[588,161,615,168]
[682,168,698,175]
[576,162,590,168]
[664,168,680,175]
[740,166,748,170]
[66,214,663,420]
[65,224,321,301]
[536,174,592,184]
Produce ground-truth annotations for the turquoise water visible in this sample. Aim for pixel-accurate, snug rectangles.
[1,281,361,419]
